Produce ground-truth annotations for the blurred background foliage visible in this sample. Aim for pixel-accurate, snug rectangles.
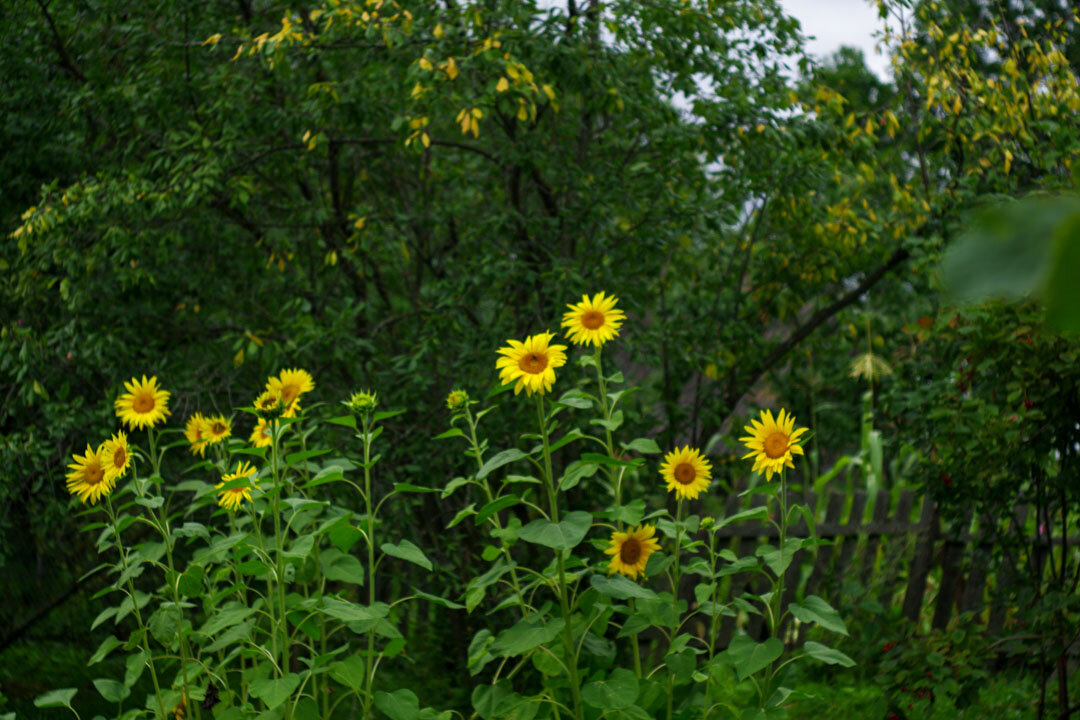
[2,0,1079,716]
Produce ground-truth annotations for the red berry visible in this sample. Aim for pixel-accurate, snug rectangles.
[941,474,953,486]
[1024,399,1033,409]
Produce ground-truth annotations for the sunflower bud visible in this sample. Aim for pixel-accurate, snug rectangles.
[445,389,469,412]
[345,390,378,414]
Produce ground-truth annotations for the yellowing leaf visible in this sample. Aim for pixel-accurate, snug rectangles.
[233,349,245,368]
[496,77,509,92]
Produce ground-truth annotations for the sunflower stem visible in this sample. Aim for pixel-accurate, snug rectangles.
[536,395,585,720]
[106,496,168,720]
[464,405,528,615]
[361,410,377,720]
[667,498,686,720]
[762,471,788,707]
[270,420,291,704]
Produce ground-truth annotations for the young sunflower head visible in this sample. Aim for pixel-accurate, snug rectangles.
[249,418,273,448]
[204,414,232,445]
[65,443,115,505]
[267,368,314,417]
[495,332,568,396]
[254,388,284,418]
[344,390,378,414]
[185,412,211,456]
[114,375,171,431]
[604,524,661,580]
[561,291,626,347]
[660,445,713,500]
[216,460,257,511]
[445,388,469,412]
[101,431,132,484]
[740,408,808,481]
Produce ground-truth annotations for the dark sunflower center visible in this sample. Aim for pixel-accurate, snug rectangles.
[764,432,789,459]
[582,310,605,329]
[86,463,104,486]
[133,392,155,413]
[619,537,642,564]
[212,422,227,435]
[674,462,697,485]
[113,446,126,468]
[519,351,548,374]
[280,385,299,404]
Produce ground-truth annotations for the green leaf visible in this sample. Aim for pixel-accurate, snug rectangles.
[447,503,476,528]
[518,512,592,550]
[582,668,639,710]
[249,673,301,709]
[329,655,366,692]
[581,453,640,468]
[803,641,855,667]
[788,595,848,636]
[554,389,593,409]
[558,460,599,490]
[34,688,77,710]
[326,415,357,429]
[381,539,433,571]
[475,495,520,524]
[178,563,204,597]
[148,605,181,647]
[442,477,469,499]
[413,588,465,609]
[88,635,124,666]
[93,678,130,703]
[434,427,465,439]
[477,449,528,480]
[490,617,566,656]
[393,482,438,493]
[725,635,783,681]
[1045,214,1080,331]
[374,689,420,720]
[373,409,405,422]
[321,548,365,585]
[756,538,801,576]
[286,448,331,465]
[200,605,257,637]
[621,437,661,454]
[590,574,658,600]
[321,596,389,623]
[715,506,769,529]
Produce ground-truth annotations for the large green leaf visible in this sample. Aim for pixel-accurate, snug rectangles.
[724,635,783,681]
[803,641,856,667]
[477,449,528,480]
[374,689,420,720]
[490,617,566,657]
[518,512,592,550]
[93,678,130,703]
[381,540,433,571]
[321,597,390,623]
[249,673,302,709]
[33,688,77,710]
[788,595,848,636]
[589,573,658,600]
[321,548,366,585]
[582,669,638,710]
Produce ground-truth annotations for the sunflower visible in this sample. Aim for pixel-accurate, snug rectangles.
[249,418,273,448]
[216,461,257,511]
[561,291,627,347]
[604,524,661,580]
[254,389,283,418]
[185,413,211,456]
[495,332,568,396]
[114,375,171,430]
[267,368,314,417]
[204,414,232,445]
[101,431,131,483]
[739,408,808,481]
[660,445,713,500]
[66,443,115,505]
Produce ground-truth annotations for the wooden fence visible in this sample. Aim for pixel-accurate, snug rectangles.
[708,488,1073,646]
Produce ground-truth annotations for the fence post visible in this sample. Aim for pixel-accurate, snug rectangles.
[902,498,939,622]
